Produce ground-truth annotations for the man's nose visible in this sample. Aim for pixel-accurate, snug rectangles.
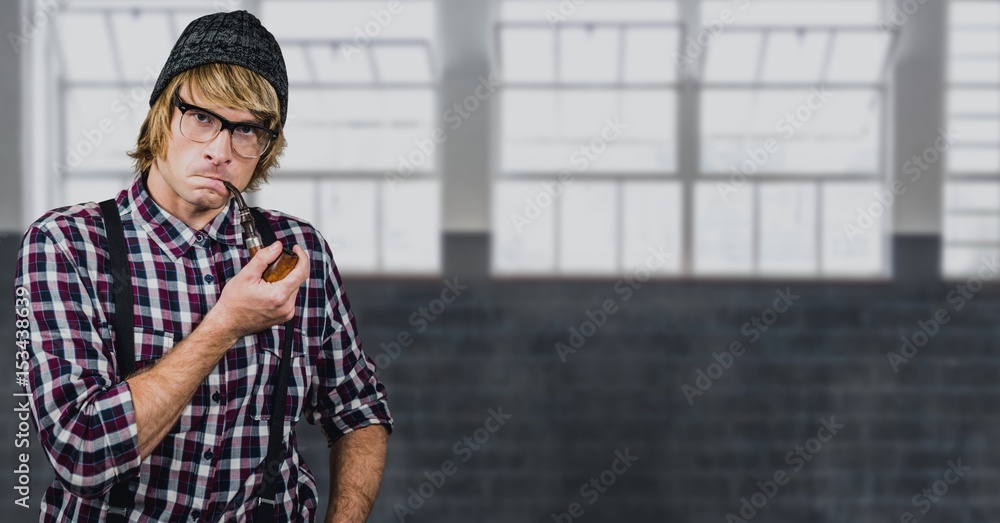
[203,129,234,163]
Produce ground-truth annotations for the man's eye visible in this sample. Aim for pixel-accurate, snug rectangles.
[235,125,258,137]
[192,112,214,124]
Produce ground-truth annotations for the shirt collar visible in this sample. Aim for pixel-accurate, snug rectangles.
[122,173,242,260]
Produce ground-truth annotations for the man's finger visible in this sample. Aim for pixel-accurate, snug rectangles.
[244,241,284,277]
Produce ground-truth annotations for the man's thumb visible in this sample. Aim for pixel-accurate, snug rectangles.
[246,241,283,275]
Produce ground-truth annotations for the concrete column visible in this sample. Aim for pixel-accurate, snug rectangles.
[1,0,24,233]
[887,0,946,283]
[437,0,496,278]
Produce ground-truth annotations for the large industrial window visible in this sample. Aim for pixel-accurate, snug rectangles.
[492,0,890,277]
[493,1,681,275]
[944,1,1000,278]
[25,0,439,275]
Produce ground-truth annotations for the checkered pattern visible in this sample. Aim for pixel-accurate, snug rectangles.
[14,174,393,522]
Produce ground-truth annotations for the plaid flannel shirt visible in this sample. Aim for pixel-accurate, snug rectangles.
[13,173,393,522]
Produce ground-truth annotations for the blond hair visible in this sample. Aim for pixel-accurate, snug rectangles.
[128,63,286,193]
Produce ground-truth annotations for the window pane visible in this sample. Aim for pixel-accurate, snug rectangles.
[951,119,1000,143]
[947,147,1000,174]
[945,182,1000,211]
[372,46,433,82]
[503,90,674,172]
[759,183,817,274]
[56,13,121,81]
[559,27,620,83]
[110,11,173,81]
[701,89,880,174]
[284,89,434,171]
[320,180,378,273]
[703,32,763,83]
[950,58,1000,83]
[822,183,884,275]
[305,44,374,83]
[501,28,554,82]
[952,3,1000,25]
[262,1,434,40]
[62,176,128,209]
[945,215,1000,243]
[502,1,678,22]
[952,28,1000,56]
[760,31,829,84]
[559,182,617,274]
[944,246,1000,279]
[493,181,557,273]
[623,182,682,273]
[255,179,319,226]
[826,31,888,83]
[703,1,879,26]
[624,28,679,83]
[695,182,753,274]
[64,88,147,172]
[382,180,440,272]
[948,89,1000,115]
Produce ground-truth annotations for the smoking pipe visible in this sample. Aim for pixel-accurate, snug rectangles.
[223,180,298,282]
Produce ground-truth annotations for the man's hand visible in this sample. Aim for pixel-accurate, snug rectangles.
[207,241,310,340]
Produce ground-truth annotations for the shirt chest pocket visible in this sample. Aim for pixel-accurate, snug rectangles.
[249,324,308,428]
[131,327,175,372]
[107,324,212,434]
[102,323,176,375]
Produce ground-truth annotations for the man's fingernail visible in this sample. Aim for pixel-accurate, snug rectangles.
[270,242,280,250]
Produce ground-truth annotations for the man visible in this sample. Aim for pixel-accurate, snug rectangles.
[14,10,392,522]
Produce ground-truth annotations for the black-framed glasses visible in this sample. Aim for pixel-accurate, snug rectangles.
[173,94,279,159]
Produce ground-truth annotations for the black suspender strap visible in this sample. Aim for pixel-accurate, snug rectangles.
[250,207,296,523]
[99,198,137,523]
[100,199,136,377]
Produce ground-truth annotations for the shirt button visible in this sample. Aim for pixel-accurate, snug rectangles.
[204,450,213,461]
[195,235,204,243]
[212,391,221,403]
[204,274,215,284]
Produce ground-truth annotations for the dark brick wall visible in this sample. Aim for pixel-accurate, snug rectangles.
[3,235,1000,522]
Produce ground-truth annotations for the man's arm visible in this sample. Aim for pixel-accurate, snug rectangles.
[129,241,310,459]
[324,425,390,523]
[126,313,237,459]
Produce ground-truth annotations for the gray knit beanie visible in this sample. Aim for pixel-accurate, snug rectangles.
[148,10,288,127]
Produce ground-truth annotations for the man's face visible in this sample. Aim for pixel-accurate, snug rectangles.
[146,83,261,225]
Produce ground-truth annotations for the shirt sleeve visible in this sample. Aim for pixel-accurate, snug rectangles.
[304,236,393,447]
[14,223,142,499]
